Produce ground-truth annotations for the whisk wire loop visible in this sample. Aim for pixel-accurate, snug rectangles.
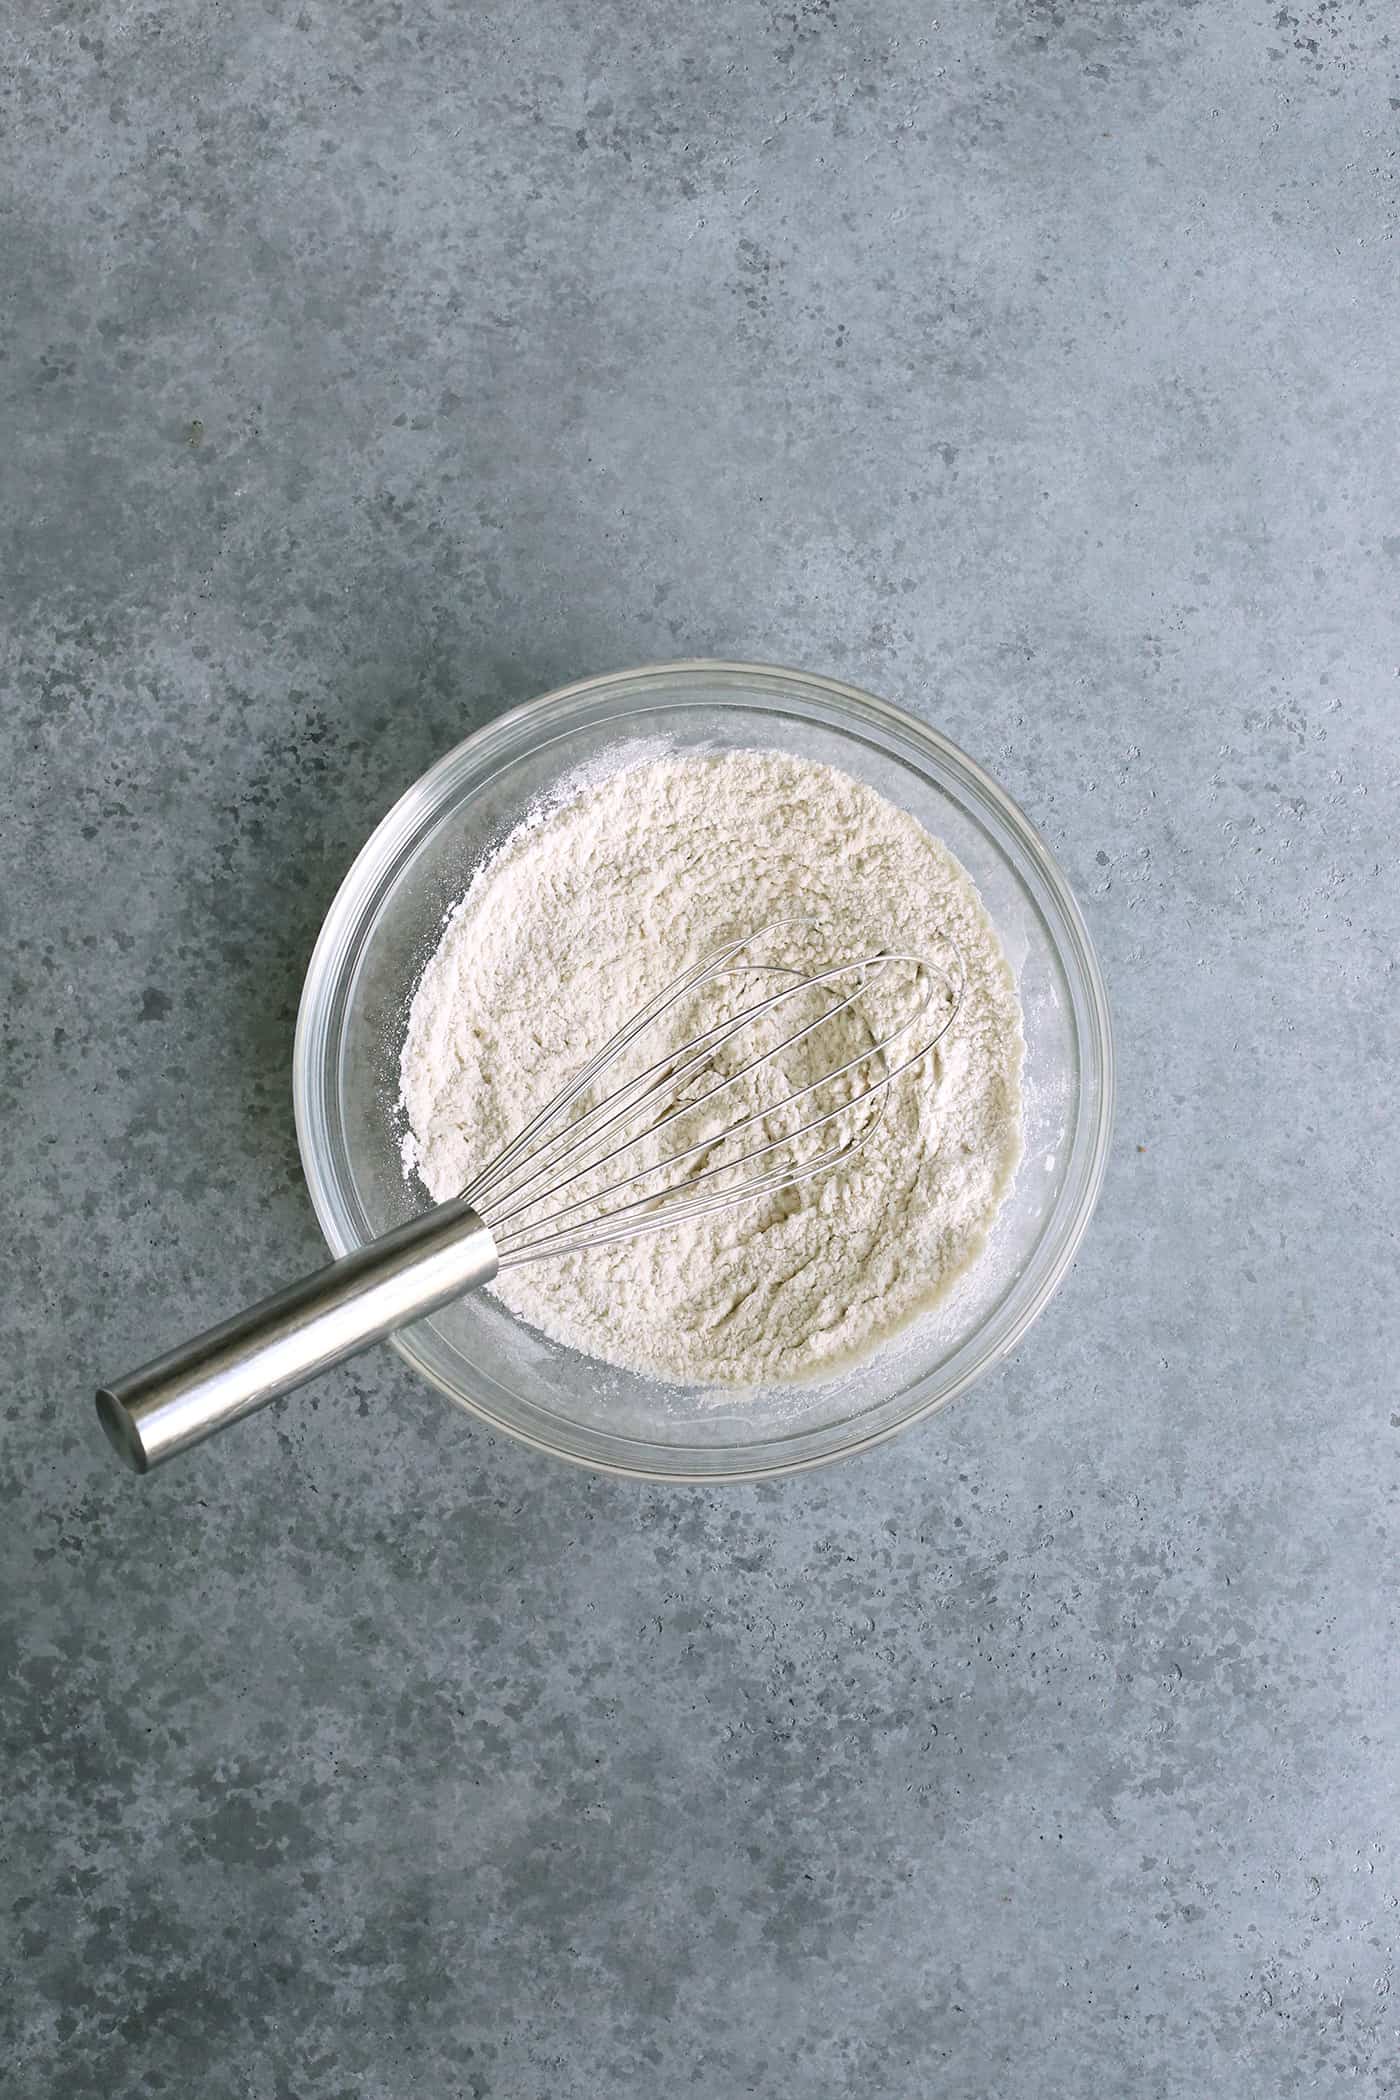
[480,952,892,1232]
[463,923,965,1270]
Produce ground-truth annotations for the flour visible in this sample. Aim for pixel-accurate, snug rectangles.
[398,749,1023,1386]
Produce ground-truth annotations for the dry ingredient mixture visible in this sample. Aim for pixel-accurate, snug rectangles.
[399,749,1023,1386]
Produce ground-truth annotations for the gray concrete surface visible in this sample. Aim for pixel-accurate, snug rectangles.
[3,2,1398,2094]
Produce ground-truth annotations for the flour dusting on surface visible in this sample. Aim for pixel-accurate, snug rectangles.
[398,749,1023,1386]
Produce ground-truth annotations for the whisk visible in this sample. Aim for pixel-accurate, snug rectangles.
[97,923,962,1472]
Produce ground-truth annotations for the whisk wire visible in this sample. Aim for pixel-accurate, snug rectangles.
[493,992,960,1266]
[489,955,940,1254]
[480,953,897,1234]
[466,919,946,1219]
[470,927,966,1269]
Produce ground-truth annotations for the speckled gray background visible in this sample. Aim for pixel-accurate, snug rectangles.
[3,1,1398,2094]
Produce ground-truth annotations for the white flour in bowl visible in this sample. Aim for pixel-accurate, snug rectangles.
[398,748,1023,1386]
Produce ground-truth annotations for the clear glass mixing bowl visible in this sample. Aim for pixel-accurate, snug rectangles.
[293,661,1113,1480]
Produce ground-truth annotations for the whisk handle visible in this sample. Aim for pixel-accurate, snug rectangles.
[95,1199,498,1473]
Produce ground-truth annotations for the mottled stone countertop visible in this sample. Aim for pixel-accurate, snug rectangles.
[4,3,1397,2095]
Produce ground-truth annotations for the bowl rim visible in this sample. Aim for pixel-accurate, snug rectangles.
[293,657,1115,1481]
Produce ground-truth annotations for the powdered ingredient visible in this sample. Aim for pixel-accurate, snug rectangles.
[399,749,1023,1386]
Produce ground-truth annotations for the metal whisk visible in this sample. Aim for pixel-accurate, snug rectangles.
[97,924,962,1472]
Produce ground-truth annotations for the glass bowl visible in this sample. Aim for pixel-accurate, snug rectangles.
[293,661,1112,1480]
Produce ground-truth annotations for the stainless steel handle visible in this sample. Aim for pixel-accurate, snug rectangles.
[96,1198,498,1473]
